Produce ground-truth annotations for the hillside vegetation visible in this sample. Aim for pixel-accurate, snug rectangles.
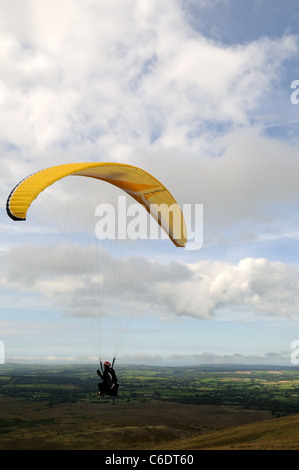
[151,413,299,450]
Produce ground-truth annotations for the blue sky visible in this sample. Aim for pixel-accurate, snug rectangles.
[1,0,299,366]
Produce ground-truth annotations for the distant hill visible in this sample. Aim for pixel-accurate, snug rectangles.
[151,413,299,450]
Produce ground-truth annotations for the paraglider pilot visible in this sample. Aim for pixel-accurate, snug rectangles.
[97,361,118,397]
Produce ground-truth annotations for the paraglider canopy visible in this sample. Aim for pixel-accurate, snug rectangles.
[6,162,187,247]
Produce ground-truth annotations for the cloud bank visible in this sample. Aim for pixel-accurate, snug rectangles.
[2,236,299,321]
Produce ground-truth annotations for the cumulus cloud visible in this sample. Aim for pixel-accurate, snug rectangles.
[151,257,299,319]
[0,1,296,161]
[181,131,299,244]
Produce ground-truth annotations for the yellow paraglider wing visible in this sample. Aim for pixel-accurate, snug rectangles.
[6,162,187,247]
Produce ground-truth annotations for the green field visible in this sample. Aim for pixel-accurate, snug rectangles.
[1,363,299,415]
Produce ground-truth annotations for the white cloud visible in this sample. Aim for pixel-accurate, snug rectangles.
[0,0,296,160]
[140,129,299,247]
[151,257,299,319]
[2,233,299,321]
